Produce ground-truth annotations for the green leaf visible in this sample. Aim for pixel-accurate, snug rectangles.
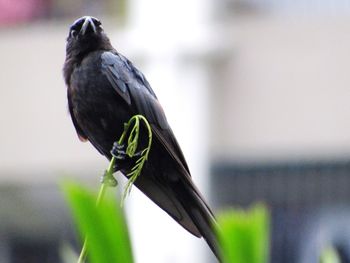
[62,182,134,263]
[118,114,153,203]
[320,246,341,263]
[217,204,270,263]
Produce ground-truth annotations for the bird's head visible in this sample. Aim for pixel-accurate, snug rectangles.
[65,16,112,58]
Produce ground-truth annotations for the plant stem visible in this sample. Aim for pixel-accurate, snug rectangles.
[120,115,152,203]
[77,240,88,263]
[77,156,116,263]
[97,156,116,206]
[76,114,151,262]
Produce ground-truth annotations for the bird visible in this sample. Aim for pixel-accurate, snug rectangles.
[63,16,220,260]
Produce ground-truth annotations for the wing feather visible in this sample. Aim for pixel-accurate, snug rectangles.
[67,89,88,142]
[100,51,190,174]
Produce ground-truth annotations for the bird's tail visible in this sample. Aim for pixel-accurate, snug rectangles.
[175,180,222,262]
[132,166,221,260]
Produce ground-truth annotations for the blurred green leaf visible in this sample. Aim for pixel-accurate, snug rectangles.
[62,182,134,263]
[217,204,270,263]
[320,246,341,263]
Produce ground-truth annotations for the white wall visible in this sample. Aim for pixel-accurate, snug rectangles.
[211,15,350,163]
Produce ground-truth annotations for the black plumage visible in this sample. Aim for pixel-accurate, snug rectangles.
[63,16,220,260]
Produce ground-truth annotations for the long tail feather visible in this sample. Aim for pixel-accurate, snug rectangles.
[174,180,222,261]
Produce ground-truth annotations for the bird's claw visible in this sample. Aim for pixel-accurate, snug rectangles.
[111,141,143,159]
[111,142,127,160]
[130,150,142,158]
[100,171,118,187]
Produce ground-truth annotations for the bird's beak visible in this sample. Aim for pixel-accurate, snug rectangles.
[80,16,97,35]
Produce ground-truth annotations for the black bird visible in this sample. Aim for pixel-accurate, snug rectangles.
[63,16,220,260]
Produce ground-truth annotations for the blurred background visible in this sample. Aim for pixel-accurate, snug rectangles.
[1,0,350,262]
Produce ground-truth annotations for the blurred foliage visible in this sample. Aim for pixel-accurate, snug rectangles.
[217,204,270,263]
[320,246,341,263]
[62,182,134,263]
[62,181,271,263]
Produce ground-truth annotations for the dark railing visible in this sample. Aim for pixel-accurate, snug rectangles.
[211,159,350,263]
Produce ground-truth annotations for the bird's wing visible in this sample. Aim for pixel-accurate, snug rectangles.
[101,51,190,175]
[67,89,88,142]
[101,52,219,251]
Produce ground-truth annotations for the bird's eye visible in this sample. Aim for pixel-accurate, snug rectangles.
[94,19,101,26]
[70,29,77,38]
[94,20,103,30]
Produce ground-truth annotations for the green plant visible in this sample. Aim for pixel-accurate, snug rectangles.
[62,114,271,263]
[216,204,270,263]
[118,114,152,202]
[62,182,134,263]
[63,186,271,263]
[62,114,152,263]
[320,246,341,263]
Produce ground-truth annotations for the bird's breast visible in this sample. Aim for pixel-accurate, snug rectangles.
[69,55,133,155]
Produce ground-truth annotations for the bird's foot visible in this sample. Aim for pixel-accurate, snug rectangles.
[111,141,142,159]
[111,142,127,160]
[100,170,118,187]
